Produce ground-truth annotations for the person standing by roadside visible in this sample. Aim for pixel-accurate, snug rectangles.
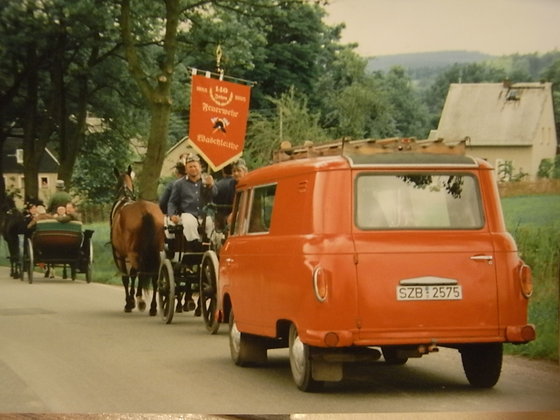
[47,180,72,214]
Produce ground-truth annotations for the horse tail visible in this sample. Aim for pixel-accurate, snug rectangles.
[137,212,161,290]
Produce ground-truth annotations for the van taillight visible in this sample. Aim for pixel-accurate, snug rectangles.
[313,266,327,302]
[519,263,533,298]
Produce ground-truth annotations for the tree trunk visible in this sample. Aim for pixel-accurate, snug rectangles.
[119,0,180,201]
[22,45,41,203]
[138,100,171,201]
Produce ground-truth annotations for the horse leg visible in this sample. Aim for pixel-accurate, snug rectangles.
[176,291,184,313]
[122,275,136,312]
[149,274,158,316]
[136,274,146,312]
[184,281,196,312]
[7,238,20,279]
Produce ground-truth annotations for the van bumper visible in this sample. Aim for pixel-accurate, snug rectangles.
[303,324,536,347]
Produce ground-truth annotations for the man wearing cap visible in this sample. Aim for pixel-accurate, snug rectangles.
[159,161,186,214]
[214,159,248,229]
[47,180,72,214]
[167,153,218,248]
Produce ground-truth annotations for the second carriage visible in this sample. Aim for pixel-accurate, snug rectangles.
[157,204,224,333]
[22,219,94,284]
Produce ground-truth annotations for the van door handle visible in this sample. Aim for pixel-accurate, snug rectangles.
[470,255,493,262]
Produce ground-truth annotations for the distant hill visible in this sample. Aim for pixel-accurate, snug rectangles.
[367,50,494,73]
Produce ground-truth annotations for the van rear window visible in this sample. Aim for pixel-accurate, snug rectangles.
[355,173,484,229]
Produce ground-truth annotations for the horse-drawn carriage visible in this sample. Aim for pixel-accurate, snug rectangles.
[157,205,224,334]
[22,219,94,284]
[112,165,225,330]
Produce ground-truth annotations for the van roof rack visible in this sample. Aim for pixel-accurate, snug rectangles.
[272,137,469,163]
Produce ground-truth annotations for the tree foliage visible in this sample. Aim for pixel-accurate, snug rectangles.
[2,0,559,209]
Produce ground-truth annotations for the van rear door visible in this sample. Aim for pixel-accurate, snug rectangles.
[352,172,500,342]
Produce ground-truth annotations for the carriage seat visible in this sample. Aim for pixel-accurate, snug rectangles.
[164,219,209,256]
[32,220,83,260]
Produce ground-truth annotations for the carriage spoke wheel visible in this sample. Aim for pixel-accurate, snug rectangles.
[200,251,220,334]
[157,259,175,324]
[24,238,34,284]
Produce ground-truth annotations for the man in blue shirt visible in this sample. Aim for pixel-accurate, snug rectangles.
[167,153,217,247]
[214,159,248,230]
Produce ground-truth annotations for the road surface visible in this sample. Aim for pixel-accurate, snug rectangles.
[0,266,558,417]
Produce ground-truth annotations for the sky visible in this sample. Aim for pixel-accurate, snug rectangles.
[324,0,560,57]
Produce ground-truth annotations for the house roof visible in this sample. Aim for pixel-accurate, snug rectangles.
[2,136,59,173]
[434,82,553,146]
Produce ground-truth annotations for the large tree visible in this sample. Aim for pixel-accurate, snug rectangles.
[0,0,124,201]
[117,0,340,199]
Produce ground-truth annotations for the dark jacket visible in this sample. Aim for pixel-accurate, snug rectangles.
[167,177,217,217]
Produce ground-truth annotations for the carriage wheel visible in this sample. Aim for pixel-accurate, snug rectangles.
[200,251,220,334]
[85,240,93,283]
[157,259,175,324]
[24,238,34,284]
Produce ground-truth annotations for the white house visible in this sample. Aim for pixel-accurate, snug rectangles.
[429,82,558,180]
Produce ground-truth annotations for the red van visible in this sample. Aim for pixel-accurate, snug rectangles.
[217,138,535,391]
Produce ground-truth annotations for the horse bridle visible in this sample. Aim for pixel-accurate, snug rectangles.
[116,181,136,202]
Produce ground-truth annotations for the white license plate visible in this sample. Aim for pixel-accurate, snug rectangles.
[397,285,462,301]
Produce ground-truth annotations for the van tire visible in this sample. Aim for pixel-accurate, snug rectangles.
[381,346,408,365]
[460,343,502,388]
[228,310,267,366]
[289,324,323,392]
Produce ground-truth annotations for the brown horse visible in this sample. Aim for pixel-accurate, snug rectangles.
[111,166,164,314]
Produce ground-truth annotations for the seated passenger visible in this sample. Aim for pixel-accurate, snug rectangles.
[55,202,81,223]
[27,205,53,230]
[167,153,217,248]
[160,161,186,214]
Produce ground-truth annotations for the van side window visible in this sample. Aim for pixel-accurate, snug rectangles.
[248,184,276,233]
[231,190,249,236]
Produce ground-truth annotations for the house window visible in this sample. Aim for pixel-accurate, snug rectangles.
[40,177,49,188]
[506,89,519,101]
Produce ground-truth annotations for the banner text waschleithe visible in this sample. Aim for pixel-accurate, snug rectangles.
[196,134,240,151]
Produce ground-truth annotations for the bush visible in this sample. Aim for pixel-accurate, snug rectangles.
[502,195,560,361]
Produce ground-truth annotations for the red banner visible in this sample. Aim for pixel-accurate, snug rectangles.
[188,74,251,171]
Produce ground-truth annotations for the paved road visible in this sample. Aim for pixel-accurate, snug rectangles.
[0,266,559,417]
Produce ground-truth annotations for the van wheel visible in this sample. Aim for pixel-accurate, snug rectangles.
[381,346,408,365]
[228,310,267,366]
[289,324,323,392]
[460,343,502,388]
